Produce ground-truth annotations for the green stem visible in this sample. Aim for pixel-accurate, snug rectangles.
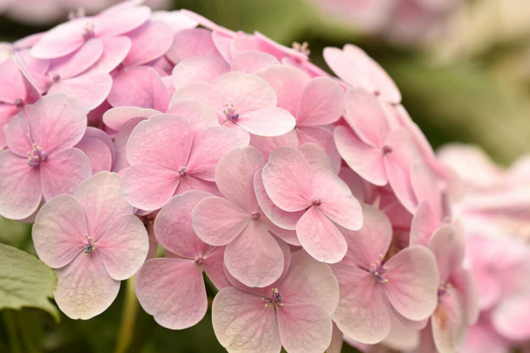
[114,276,138,353]
[3,310,23,353]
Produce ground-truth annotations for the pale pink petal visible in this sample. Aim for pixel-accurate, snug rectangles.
[97,6,151,37]
[0,59,27,103]
[32,195,87,268]
[296,77,344,126]
[452,268,479,325]
[154,190,212,258]
[492,295,530,341]
[231,51,279,74]
[171,83,224,117]
[331,262,392,344]
[220,119,250,145]
[30,20,86,59]
[102,106,158,132]
[166,28,218,64]
[172,54,229,90]
[225,220,284,287]
[212,287,282,353]
[250,130,299,161]
[262,147,312,212]
[136,258,207,329]
[235,107,296,137]
[166,99,218,137]
[186,126,243,181]
[84,127,115,162]
[181,10,234,35]
[203,246,231,290]
[176,175,220,195]
[75,135,112,173]
[256,65,310,116]
[254,168,303,231]
[5,113,32,157]
[341,204,392,268]
[383,311,421,351]
[277,303,333,353]
[28,93,87,154]
[47,38,103,79]
[266,219,301,246]
[121,20,173,67]
[343,88,390,147]
[112,118,143,173]
[192,196,250,246]
[121,164,180,211]
[384,246,439,321]
[54,252,120,320]
[432,290,467,353]
[48,73,113,111]
[334,125,387,186]
[126,114,192,170]
[0,151,41,220]
[211,72,277,114]
[339,167,368,202]
[296,207,347,264]
[214,146,264,213]
[87,36,132,74]
[409,201,440,247]
[40,148,92,201]
[96,215,148,280]
[107,66,167,109]
[211,30,234,62]
[280,250,339,314]
[311,167,363,231]
[428,224,465,282]
[296,125,341,174]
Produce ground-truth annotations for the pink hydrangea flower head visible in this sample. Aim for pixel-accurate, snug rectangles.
[121,112,242,211]
[0,93,92,220]
[136,190,229,329]
[331,205,439,344]
[192,146,290,287]
[172,71,297,145]
[212,250,340,353]
[262,147,363,263]
[32,172,149,319]
[324,44,401,104]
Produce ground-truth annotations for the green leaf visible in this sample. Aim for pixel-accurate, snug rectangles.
[0,243,60,322]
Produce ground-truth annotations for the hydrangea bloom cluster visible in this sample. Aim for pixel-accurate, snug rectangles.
[0,2,482,352]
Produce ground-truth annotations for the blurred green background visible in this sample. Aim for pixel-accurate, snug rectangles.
[1,0,530,352]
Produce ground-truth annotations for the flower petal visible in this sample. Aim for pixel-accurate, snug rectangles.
[172,54,229,90]
[48,73,113,111]
[428,223,465,282]
[432,290,467,353]
[166,28,218,64]
[166,99,218,138]
[231,51,279,74]
[236,107,296,137]
[122,20,173,67]
[296,77,344,126]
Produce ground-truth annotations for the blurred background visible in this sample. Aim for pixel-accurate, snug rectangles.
[1,0,530,352]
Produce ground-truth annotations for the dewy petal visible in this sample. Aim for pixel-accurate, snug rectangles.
[154,190,212,259]
[256,65,310,116]
[331,262,391,344]
[341,204,392,269]
[262,147,312,212]
[225,220,284,287]
[172,54,230,90]
[121,164,180,211]
[334,125,387,186]
[280,251,339,314]
[296,207,347,264]
[28,93,87,155]
[254,168,303,231]
[277,303,333,353]
[211,72,277,114]
[236,107,296,137]
[47,73,113,111]
[192,196,250,246]
[432,290,467,353]
[212,287,282,353]
[166,28,218,64]
[40,148,92,202]
[428,224,465,282]
[231,51,280,74]
[296,77,344,126]
[384,246,439,321]
[32,195,87,269]
[122,20,173,67]
[166,99,218,138]
[186,126,243,182]
[136,258,207,329]
[126,114,192,170]
[215,146,265,213]
[343,88,390,147]
[311,167,363,231]
[54,251,120,320]
[96,215,148,281]
[0,151,42,220]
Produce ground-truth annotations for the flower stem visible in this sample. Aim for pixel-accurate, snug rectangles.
[3,310,23,353]
[114,276,138,353]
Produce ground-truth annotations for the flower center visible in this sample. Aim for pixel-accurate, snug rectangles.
[292,41,311,56]
[83,234,95,256]
[52,73,61,82]
[262,288,283,308]
[438,282,452,302]
[251,212,261,220]
[223,103,239,121]
[194,255,204,265]
[178,166,187,177]
[83,22,95,40]
[370,255,389,283]
[382,146,392,155]
[14,98,24,109]
[27,143,47,167]
[312,198,322,206]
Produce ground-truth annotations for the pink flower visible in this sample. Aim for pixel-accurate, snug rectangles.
[324,45,401,104]
[0,93,92,220]
[262,147,363,263]
[212,250,340,353]
[172,71,296,144]
[121,113,242,211]
[192,146,292,287]
[331,205,439,344]
[135,190,229,329]
[74,127,115,174]
[334,88,422,212]
[32,172,149,319]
